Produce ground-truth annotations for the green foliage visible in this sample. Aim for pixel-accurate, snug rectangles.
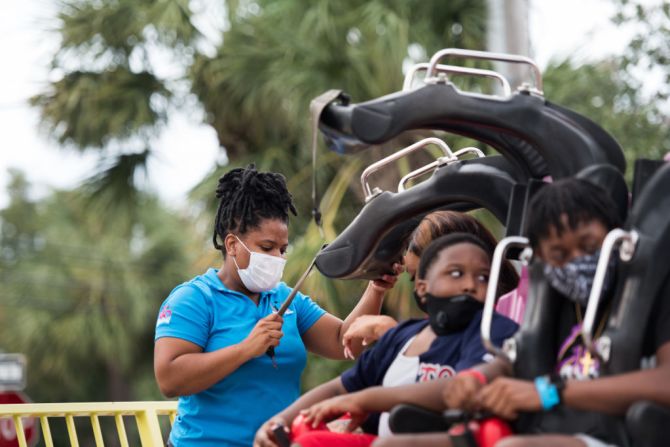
[31,69,169,149]
[613,0,670,102]
[543,58,670,171]
[29,0,670,407]
[0,171,195,403]
[56,0,199,57]
[190,0,487,163]
[31,0,199,213]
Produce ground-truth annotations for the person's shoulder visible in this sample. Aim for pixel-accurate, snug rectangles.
[490,312,519,335]
[168,274,216,305]
[379,318,427,343]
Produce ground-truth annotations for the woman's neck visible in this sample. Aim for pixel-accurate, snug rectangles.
[217,262,261,304]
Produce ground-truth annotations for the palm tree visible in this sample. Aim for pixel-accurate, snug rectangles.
[28,0,490,393]
[0,171,195,403]
[32,0,488,211]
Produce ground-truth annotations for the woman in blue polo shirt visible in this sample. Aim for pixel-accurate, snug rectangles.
[154,165,394,446]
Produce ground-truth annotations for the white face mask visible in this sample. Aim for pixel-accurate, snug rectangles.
[232,236,286,293]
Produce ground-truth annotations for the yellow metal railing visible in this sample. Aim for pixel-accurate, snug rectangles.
[0,401,177,447]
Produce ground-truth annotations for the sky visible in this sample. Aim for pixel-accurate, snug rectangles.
[0,0,644,209]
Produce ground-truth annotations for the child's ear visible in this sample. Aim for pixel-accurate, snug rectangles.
[415,278,428,302]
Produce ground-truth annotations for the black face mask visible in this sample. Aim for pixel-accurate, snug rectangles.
[423,293,484,336]
[413,290,427,312]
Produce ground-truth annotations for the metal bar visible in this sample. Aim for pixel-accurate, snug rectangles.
[397,147,485,193]
[40,416,54,447]
[135,409,164,447]
[403,62,512,95]
[65,414,80,447]
[0,401,180,446]
[582,229,638,354]
[115,414,130,447]
[426,48,543,95]
[398,159,442,192]
[361,137,454,200]
[277,252,320,316]
[481,236,530,358]
[452,147,486,159]
[0,401,178,416]
[13,416,27,447]
[91,414,105,446]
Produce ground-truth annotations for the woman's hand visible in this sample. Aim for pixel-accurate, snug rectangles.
[300,394,368,432]
[442,373,485,411]
[476,377,542,420]
[253,415,289,447]
[241,313,284,358]
[369,263,403,293]
[342,315,398,359]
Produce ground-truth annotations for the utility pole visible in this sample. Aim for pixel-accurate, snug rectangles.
[487,0,533,91]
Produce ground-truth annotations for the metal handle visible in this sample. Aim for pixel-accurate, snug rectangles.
[267,243,327,367]
[397,146,485,192]
[481,236,530,359]
[425,48,543,95]
[403,62,512,96]
[581,229,638,355]
[360,137,453,201]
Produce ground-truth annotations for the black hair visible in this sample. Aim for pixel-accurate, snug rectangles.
[213,164,297,254]
[525,178,622,248]
[418,233,491,280]
[407,210,519,294]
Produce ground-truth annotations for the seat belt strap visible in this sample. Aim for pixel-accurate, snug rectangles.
[309,89,342,237]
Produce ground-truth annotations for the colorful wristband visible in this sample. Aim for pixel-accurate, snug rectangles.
[458,369,488,385]
[534,375,560,410]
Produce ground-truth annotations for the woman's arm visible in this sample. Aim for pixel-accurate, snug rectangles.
[154,313,283,397]
[303,273,398,360]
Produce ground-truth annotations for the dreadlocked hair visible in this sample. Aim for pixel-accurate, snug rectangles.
[525,178,622,249]
[212,164,297,254]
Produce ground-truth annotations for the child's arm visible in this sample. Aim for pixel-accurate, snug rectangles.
[477,342,670,419]
[300,378,450,430]
[372,433,452,447]
[257,322,400,446]
[562,341,670,414]
[442,356,514,411]
[254,377,347,447]
[300,357,514,429]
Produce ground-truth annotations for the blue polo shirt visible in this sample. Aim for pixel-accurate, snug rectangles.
[155,268,326,446]
[341,311,518,434]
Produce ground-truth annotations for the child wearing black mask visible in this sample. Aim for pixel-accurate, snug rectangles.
[254,233,518,447]
[297,179,670,447]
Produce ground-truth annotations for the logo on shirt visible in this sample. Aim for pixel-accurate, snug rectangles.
[416,363,456,382]
[157,304,172,326]
[271,305,294,315]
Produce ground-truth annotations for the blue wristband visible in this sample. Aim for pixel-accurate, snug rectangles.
[534,375,560,410]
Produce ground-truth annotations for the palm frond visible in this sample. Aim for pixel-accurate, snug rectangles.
[31,68,170,149]
[80,149,151,225]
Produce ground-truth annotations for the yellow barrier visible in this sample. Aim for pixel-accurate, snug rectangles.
[0,401,177,447]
